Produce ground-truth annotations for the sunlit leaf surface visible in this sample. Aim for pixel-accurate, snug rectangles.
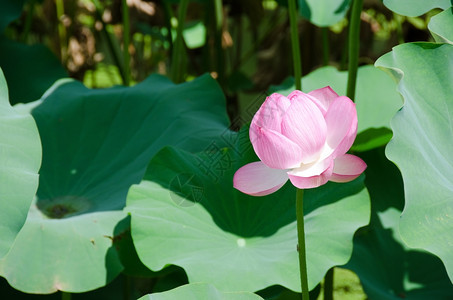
[0,74,231,293]
[383,0,451,17]
[428,7,453,44]
[139,283,264,300]
[377,42,453,283]
[346,149,453,299]
[298,0,351,27]
[0,68,41,258]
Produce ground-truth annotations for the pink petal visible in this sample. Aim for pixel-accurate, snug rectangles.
[288,161,334,189]
[281,95,327,163]
[330,154,367,183]
[251,93,291,133]
[324,96,358,157]
[249,123,304,169]
[307,86,339,115]
[334,117,358,157]
[233,161,289,196]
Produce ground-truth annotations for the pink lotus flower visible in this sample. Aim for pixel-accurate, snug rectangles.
[233,86,367,196]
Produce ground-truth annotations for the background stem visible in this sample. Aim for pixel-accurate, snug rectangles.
[21,0,35,43]
[61,292,71,300]
[288,0,302,91]
[122,0,131,86]
[321,27,330,66]
[162,2,174,54]
[324,268,334,300]
[92,0,127,84]
[55,0,67,62]
[296,189,310,299]
[213,0,225,86]
[346,0,363,100]
[170,0,189,83]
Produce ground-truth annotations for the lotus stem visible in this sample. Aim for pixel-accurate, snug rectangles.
[213,0,225,86]
[322,27,330,66]
[92,0,127,84]
[170,0,190,83]
[324,267,334,300]
[346,0,364,100]
[296,188,310,299]
[21,0,36,43]
[288,0,302,91]
[55,0,67,62]
[122,0,131,86]
[61,291,71,300]
[394,13,404,44]
[162,2,174,53]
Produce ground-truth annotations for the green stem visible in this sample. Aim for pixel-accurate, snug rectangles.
[170,0,190,83]
[339,33,348,70]
[394,13,404,44]
[234,16,242,70]
[232,9,286,70]
[321,27,329,66]
[55,0,67,62]
[61,292,71,300]
[21,0,35,43]
[346,0,363,100]
[296,189,309,300]
[91,69,96,88]
[214,0,222,35]
[162,2,174,54]
[288,0,302,91]
[92,0,127,84]
[122,0,131,86]
[213,0,225,85]
[324,268,334,300]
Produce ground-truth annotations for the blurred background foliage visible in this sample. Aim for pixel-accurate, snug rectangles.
[2,0,440,117]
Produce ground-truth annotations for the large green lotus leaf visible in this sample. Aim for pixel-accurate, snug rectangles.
[0,0,26,32]
[428,7,453,44]
[0,209,126,294]
[0,272,181,300]
[376,43,453,283]
[271,65,402,151]
[126,129,370,292]
[346,149,453,299]
[383,0,451,17]
[139,283,264,300]
[0,68,41,258]
[112,215,187,279]
[0,38,67,104]
[298,0,351,27]
[0,73,231,293]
